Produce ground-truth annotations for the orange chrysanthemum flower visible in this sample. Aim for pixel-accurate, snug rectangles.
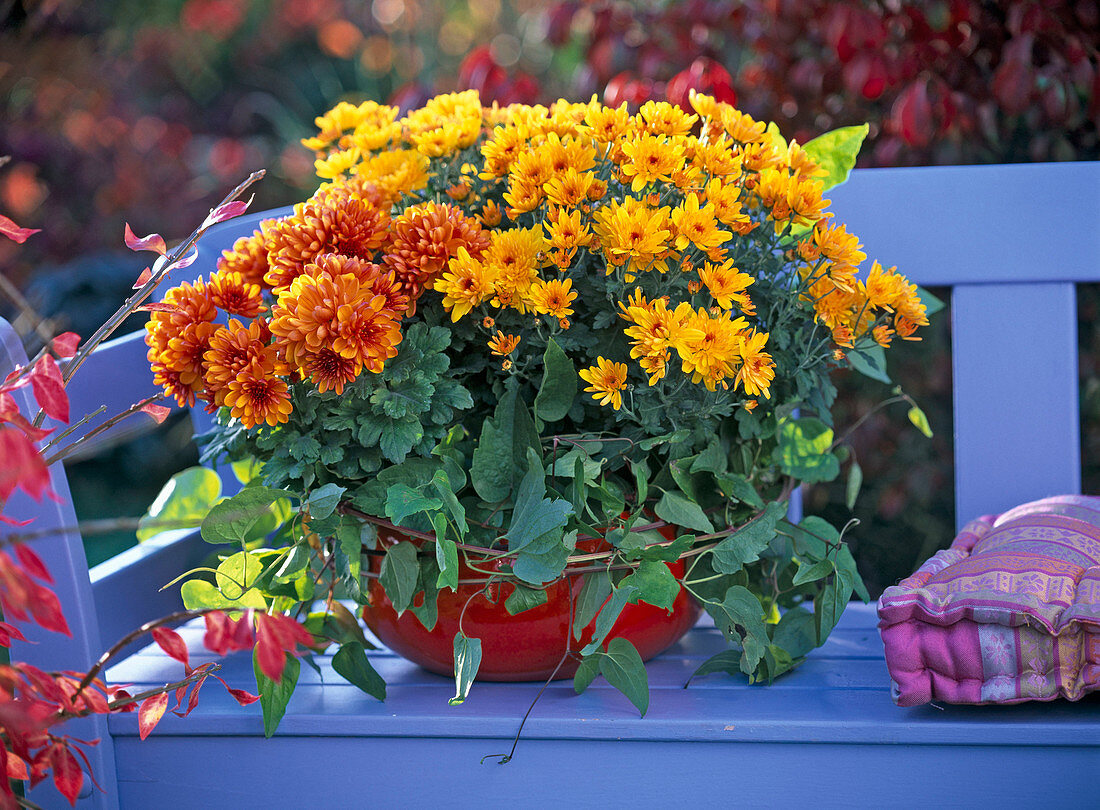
[487,331,521,356]
[222,358,293,428]
[265,187,390,291]
[217,225,275,289]
[208,270,266,318]
[204,319,283,406]
[735,330,775,399]
[383,202,491,312]
[302,347,361,395]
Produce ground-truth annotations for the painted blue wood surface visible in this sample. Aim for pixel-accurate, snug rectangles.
[102,605,1100,807]
[4,162,1098,808]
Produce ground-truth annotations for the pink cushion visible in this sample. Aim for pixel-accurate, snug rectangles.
[877,495,1100,706]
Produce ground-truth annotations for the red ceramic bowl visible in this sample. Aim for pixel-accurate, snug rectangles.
[361,525,701,681]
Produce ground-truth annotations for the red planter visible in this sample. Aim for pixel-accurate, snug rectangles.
[361,525,702,681]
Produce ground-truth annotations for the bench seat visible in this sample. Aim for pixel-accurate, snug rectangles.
[104,599,1100,807]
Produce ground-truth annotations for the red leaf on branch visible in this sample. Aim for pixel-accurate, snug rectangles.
[203,198,251,228]
[123,224,167,256]
[18,664,69,705]
[132,266,153,289]
[0,393,53,441]
[173,673,206,718]
[226,686,260,706]
[151,626,190,671]
[15,543,52,583]
[0,214,40,244]
[140,402,171,424]
[30,355,68,423]
[51,332,80,359]
[109,687,137,712]
[254,612,313,682]
[203,610,255,656]
[28,583,72,636]
[48,743,83,806]
[136,302,181,314]
[0,620,27,646]
[3,748,29,780]
[168,248,198,270]
[0,515,33,526]
[138,693,169,740]
[0,427,51,502]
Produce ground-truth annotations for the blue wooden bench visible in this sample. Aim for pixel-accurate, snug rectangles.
[4,161,1099,808]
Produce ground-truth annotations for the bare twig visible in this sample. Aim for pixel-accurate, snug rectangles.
[42,393,166,466]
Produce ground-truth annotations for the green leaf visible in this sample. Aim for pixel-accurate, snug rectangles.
[654,490,714,533]
[430,470,466,537]
[504,584,549,615]
[814,573,855,645]
[411,554,441,631]
[917,285,945,315]
[180,578,267,611]
[687,650,743,682]
[254,649,299,738]
[470,388,540,503]
[707,585,770,677]
[772,606,817,659]
[307,483,346,520]
[801,123,869,191]
[775,418,841,484]
[534,337,577,422]
[619,560,680,611]
[336,518,364,585]
[332,642,386,702]
[138,467,222,541]
[231,457,262,485]
[711,501,786,573]
[384,483,442,528]
[201,487,290,545]
[630,459,649,507]
[847,345,891,383]
[907,405,934,438]
[573,571,612,641]
[435,531,460,591]
[580,584,638,655]
[505,451,573,552]
[379,541,419,615]
[599,638,649,717]
[792,559,835,586]
[835,543,871,603]
[845,460,863,510]
[714,472,765,510]
[379,418,424,464]
[449,633,482,706]
[762,644,798,682]
[573,655,600,694]
[689,440,727,475]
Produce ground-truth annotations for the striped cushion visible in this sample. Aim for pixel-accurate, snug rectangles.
[877,495,1100,706]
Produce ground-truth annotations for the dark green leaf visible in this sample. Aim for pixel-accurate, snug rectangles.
[630,458,649,507]
[434,522,460,591]
[654,490,714,533]
[470,388,540,503]
[687,650,743,682]
[772,606,817,659]
[254,650,299,738]
[431,470,466,537]
[379,541,419,615]
[332,642,386,702]
[620,560,680,611]
[573,654,600,694]
[449,633,482,706]
[580,584,637,655]
[504,584,549,615]
[792,559,835,586]
[814,574,855,645]
[707,585,769,677]
[573,570,612,641]
[200,487,288,545]
[847,345,891,383]
[714,472,765,509]
[599,638,649,717]
[534,337,577,422]
[384,483,442,528]
[711,501,786,573]
[690,440,727,475]
[307,483,346,520]
[835,543,870,603]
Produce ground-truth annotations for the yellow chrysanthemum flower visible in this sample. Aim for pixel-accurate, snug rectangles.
[619,133,684,193]
[487,330,521,356]
[671,193,732,255]
[579,357,629,410]
[678,308,750,391]
[529,278,577,319]
[735,330,775,399]
[434,248,497,322]
[698,260,755,312]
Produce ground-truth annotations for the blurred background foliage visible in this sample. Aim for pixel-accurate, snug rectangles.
[1,0,1097,590]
